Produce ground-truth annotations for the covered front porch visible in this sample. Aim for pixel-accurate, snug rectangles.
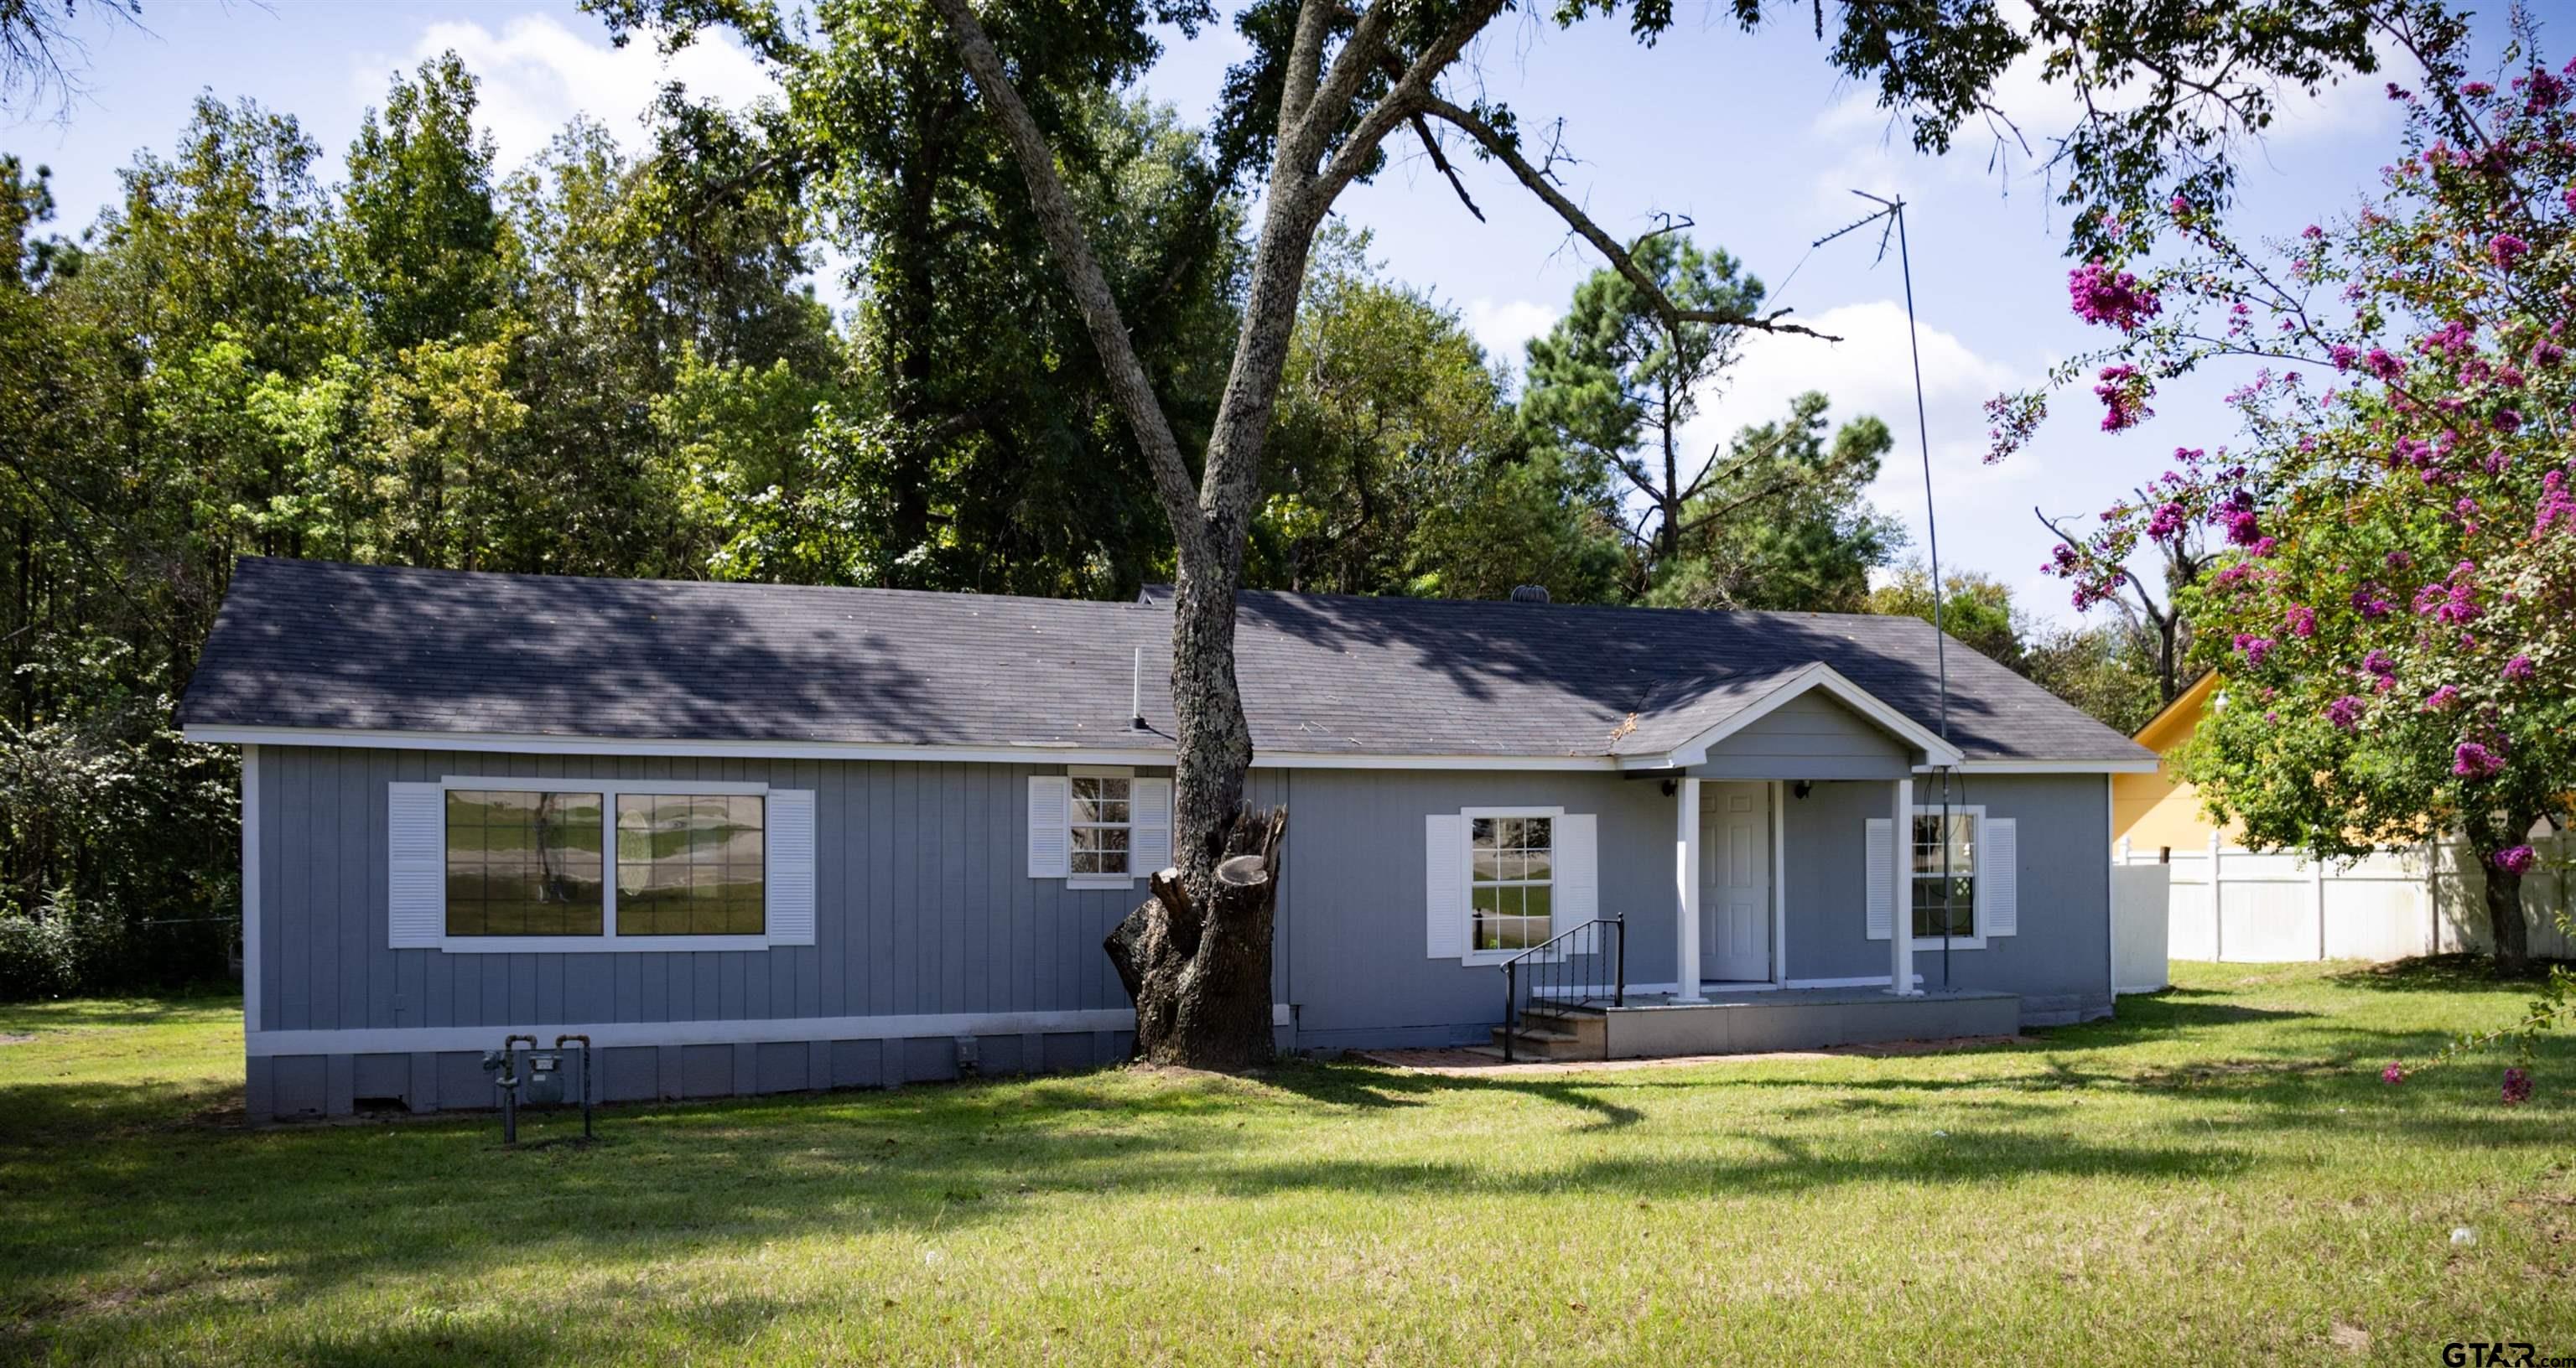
[1492,666,2005,1061]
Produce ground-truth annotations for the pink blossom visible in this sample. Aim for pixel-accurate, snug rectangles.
[2285,605,2318,637]
[2095,365,2153,432]
[2384,549,2413,571]
[2382,1060,2406,1085]
[2462,80,2494,98]
[2329,343,2361,370]
[2452,740,2504,777]
[2490,233,2531,268]
[2423,684,2460,712]
[2068,262,2163,332]
[2235,634,2277,668]
[2146,501,2188,538]
[2351,585,2394,619]
[2326,696,2366,730]
[2503,1067,2533,1106]
[2222,509,2263,547]
[2505,654,2536,681]
[2493,845,2538,875]
[2536,470,2576,538]
[2363,348,2405,381]
[2491,407,2524,433]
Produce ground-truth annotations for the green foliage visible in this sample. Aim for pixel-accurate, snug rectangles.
[1251,229,1540,595]
[1867,564,2027,671]
[1646,395,1900,611]
[340,53,505,350]
[2020,621,2172,737]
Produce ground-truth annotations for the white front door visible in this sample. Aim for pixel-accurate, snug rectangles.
[1701,782,1773,982]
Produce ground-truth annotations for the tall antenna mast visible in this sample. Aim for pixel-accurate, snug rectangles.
[1815,189,1957,984]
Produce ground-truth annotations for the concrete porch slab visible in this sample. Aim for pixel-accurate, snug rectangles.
[1589,987,2018,1060]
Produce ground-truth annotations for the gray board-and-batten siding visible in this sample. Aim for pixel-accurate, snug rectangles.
[246,745,1289,1117]
[246,744,2114,1119]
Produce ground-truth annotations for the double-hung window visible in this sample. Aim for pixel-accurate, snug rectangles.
[1911,808,1976,940]
[1068,770,1132,880]
[1026,767,1171,889]
[1469,814,1555,953]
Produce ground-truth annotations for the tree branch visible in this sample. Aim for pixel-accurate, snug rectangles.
[1281,0,1398,180]
[928,0,1206,556]
[1306,2,1504,209]
[1419,96,1839,343]
[1276,0,1339,143]
[1407,111,1483,221]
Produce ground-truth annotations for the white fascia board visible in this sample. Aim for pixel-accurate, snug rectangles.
[1658,663,1967,770]
[1925,759,2161,775]
[182,724,1622,771]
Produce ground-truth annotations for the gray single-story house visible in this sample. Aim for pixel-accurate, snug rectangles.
[181,557,2157,1121]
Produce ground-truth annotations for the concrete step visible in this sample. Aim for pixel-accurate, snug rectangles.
[1487,1023,1607,1061]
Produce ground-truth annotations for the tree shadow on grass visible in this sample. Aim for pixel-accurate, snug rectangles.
[1258,1063,1644,1128]
[2328,953,2571,992]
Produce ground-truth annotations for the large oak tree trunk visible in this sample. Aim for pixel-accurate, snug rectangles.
[1106,805,1285,1069]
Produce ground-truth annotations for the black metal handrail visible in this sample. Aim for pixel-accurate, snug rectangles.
[1498,916,1625,1062]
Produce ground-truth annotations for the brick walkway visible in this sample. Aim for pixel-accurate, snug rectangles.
[1348,1034,2025,1076]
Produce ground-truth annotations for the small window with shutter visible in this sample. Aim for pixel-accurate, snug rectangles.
[1430,806,1587,963]
[1868,805,2012,948]
[1030,768,1168,889]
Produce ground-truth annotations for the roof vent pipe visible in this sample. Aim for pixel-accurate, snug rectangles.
[1131,646,1146,731]
[1509,584,1550,604]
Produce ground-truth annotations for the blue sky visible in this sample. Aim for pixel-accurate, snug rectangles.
[2,0,2439,625]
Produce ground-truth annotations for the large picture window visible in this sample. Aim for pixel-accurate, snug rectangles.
[615,795,766,935]
[1469,815,1554,952]
[1911,809,1976,940]
[395,777,809,953]
[444,790,605,936]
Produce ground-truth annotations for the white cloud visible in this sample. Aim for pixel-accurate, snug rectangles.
[354,13,776,177]
[1680,298,2043,575]
[1463,296,1560,373]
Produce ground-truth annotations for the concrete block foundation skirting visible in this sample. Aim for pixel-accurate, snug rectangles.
[247,1028,1139,1122]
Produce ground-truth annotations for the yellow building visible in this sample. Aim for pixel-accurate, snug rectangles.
[2111,671,2234,855]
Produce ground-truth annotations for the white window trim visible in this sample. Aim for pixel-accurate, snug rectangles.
[430,775,779,953]
[1460,805,1564,966]
[1066,765,1135,890]
[1910,802,1988,951]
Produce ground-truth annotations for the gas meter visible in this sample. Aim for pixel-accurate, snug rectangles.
[480,1033,595,1144]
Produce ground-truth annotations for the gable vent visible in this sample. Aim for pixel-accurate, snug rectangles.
[1508,584,1550,604]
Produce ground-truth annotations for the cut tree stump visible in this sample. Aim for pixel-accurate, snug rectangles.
[1105,804,1284,1070]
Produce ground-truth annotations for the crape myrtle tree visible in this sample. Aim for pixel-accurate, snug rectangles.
[2002,14,2576,982]
[601,0,2411,1068]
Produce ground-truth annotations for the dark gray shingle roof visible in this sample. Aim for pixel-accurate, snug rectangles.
[182,557,2151,765]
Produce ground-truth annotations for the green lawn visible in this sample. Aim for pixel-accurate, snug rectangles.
[1,961,2571,1365]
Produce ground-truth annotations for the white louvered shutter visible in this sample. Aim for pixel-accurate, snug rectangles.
[1554,813,1597,952]
[1027,775,1070,878]
[1131,777,1173,881]
[388,782,445,948]
[1425,813,1468,960]
[1981,816,2018,937]
[1864,816,1893,941]
[765,789,818,946]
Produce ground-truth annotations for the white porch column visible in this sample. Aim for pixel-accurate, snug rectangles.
[1675,776,1703,1002]
[1888,777,1917,996]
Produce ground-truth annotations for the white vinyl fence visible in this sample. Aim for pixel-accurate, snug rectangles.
[2116,830,2573,964]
